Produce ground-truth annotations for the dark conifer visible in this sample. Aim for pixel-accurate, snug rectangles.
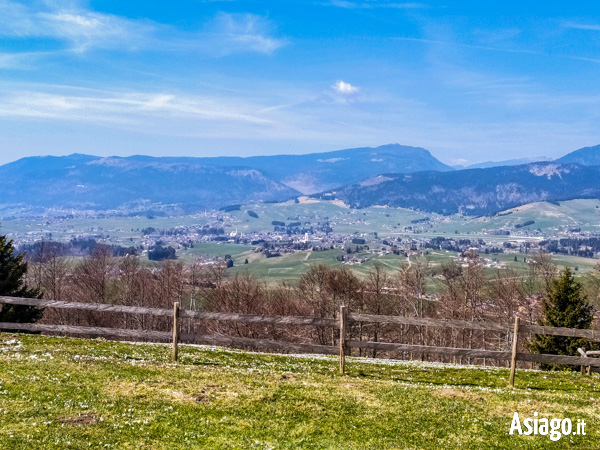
[0,235,43,323]
[527,268,594,370]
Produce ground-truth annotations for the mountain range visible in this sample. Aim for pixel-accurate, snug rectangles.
[457,156,551,170]
[321,163,600,215]
[0,154,298,212]
[180,143,453,194]
[1,143,600,216]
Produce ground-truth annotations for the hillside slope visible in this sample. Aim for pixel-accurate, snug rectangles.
[0,154,298,211]
[1,334,598,448]
[320,162,600,215]
[205,143,453,194]
[556,144,600,166]
[461,156,550,170]
[0,144,452,211]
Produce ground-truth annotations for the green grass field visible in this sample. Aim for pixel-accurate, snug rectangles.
[1,334,599,449]
[182,242,598,285]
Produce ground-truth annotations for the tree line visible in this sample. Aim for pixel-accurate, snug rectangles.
[1,234,598,370]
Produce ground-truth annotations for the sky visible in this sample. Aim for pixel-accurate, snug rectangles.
[1,1,600,166]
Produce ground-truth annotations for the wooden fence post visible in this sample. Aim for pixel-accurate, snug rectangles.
[509,317,520,388]
[577,348,588,375]
[172,302,180,362]
[339,305,347,374]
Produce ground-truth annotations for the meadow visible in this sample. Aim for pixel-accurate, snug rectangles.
[1,334,599,449]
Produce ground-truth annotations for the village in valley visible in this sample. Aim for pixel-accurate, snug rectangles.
[3,197,600,290]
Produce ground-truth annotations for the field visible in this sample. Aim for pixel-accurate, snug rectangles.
[1,334,599,449]
[3,199,600,243]
[181,242,598,286]
[3,198,600,285]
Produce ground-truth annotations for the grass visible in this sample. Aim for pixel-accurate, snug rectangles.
[1,334,599,448]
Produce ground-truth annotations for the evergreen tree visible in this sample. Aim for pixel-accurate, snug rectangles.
[527,267,594,370]
[0,235,43,323]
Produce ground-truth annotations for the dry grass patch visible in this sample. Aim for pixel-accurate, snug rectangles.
[58,414,99,426]
[433,388,485,402]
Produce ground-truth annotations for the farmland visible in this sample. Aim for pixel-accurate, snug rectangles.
[3,198,600,285]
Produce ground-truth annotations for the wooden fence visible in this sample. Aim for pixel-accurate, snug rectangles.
[2,295,600,387]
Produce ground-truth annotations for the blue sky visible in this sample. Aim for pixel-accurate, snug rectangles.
[1,0,600,166]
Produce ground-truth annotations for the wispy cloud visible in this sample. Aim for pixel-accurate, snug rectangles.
[201,13,288,56]
[394,34,600,69]
[0,1,287,61]
[394,36,540,56]
[562,21,600,32]
[322,0,426,9]
[0,52,36,69]
[0,87,273,126]
[0,0,153,52]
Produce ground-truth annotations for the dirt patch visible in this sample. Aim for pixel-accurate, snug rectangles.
[58,414,98,426]
[275,374,296,382]
[434,388,484,402]
[194,384,221,403]
[107,380,239,405]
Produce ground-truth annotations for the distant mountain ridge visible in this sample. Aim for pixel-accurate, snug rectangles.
[0,154,298,212]
[197,143,453,194]
[3,143,600,215]
[0,144,452,212]
[459,156,551,170]
[556,144,600,166]
[320,162,600,215]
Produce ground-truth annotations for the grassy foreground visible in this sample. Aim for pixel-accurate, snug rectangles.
[1,335,599,449]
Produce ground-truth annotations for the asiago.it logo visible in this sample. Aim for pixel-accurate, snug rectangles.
[510,412,586,442]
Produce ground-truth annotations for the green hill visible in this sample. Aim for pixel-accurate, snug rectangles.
[1,334,598,449]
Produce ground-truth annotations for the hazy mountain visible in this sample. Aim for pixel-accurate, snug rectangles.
[0,154,298,212]
[459,156,551,170]
[0,144,453,212]
[319,163,600,216]
[556,144,600,166]
[3,143,600,215]
[203,144,454,194]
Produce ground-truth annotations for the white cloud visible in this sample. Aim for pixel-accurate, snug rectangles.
[332,80,359,94]
[0,87,273,126]
[0,2,287,58]
[202,13,287,56]
[0,0,153,52]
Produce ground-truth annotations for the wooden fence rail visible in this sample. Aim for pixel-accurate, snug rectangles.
[0,322,172,341]
[2,295,600,388]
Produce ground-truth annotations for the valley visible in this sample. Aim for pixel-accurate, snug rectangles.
[3,198,600,286]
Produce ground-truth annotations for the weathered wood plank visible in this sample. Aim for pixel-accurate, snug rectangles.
[180,333,338,355]
[516,352,600,367]
[346,340,512,360]
[577,347,587,374]
[172,302,180,362]
[339,305,347,374]
[509,317,520,388]
[0,322,171,340]
[348,313,510,332]
[520,324,600,342]
[0,296,172,317]
[179,310,338,327]
[0,296,338,327]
